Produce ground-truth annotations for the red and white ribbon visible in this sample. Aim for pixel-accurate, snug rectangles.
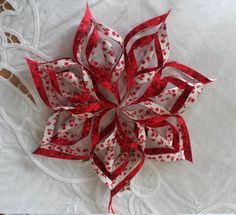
[26,4,213,213]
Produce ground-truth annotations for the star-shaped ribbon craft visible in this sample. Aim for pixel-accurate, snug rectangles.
[26,4,212,212]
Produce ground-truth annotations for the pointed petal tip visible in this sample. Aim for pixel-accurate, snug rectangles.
[33,147,40,155]
[86,1,89,9]
[188,157,193,163]
[204,77,216,85]
[85,1,92,15]
[209,78,216,82]
[24,57,37,65]
[168,8,173,14]
[24,57,31,63]
[163,9,172,20]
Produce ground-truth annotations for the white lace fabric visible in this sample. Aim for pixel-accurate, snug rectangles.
[0,0,236,213]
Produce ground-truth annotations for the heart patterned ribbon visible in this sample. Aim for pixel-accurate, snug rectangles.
[26,4,213,213]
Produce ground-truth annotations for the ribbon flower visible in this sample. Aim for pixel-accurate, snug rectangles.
[26,4,212,212]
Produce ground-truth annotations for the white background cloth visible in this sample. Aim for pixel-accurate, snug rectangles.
[0,0,236,213]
